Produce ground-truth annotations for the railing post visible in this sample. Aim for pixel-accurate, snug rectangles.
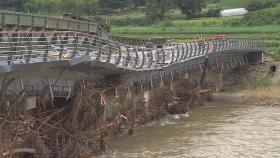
[184,43,188,60]
[227,39,231,50]
[6,32,13,65]
[202,40,206,55]
[206,40,210,54]
[31,15,35,29]
[156,49,160,65]
[57,32,64,60]
[180,44,185,61]
[171,48,175,64]
[193,42,197,57]
[148,50,153,68]
[25,33,32,64]
[213,40,217,53]
[221,39,226,52]
[125,47,130,67]
[198,40,202,55]
[44,17,47,30]
[229,39,233,50]
[140,49,145,68]
[85,37,90,56]
[133,48,139,68]
[17,14,20,29]
[245,39,248,49]
[1,13,4,29]
[116,44,122,66]
[56,19,59,30]
[72,33,78,58]
[175,44,180,62]
[241,39,245,50]
[233,38,237,50]
[95,37,102,61]
[190,42,193,58]
[41,32,49,62]
[106,40,112,63]
[161,49,166,66]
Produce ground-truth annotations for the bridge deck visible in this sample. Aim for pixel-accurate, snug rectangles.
[0,11,110,39]
[0,30,264,99]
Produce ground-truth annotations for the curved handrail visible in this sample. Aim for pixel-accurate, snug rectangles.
[0,10,110,39]
[0,31,265,73]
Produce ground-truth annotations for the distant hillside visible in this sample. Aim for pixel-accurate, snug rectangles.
[211,0,280,9]
[214,0,252,9]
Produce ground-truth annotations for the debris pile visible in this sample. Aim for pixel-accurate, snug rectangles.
[0,78,210,157]
[0,83,112,157]
[168,80,200,114]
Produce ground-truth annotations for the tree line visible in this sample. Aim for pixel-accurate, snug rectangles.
[0,0,208,23]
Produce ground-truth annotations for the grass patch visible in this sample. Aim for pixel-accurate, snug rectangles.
[213,0,251,9]
[112,26,280,37]
[242,5,280,26]
[226,76,273,92]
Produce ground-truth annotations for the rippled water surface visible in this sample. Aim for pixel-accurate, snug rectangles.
[103,102,280,158]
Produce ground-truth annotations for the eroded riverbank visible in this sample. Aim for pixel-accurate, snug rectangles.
[214,84,280,106]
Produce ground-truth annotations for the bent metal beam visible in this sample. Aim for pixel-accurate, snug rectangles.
[0,30,265,101]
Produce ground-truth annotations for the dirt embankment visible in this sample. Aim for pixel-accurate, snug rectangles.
[218,53,280,106]
[214,84,280,106]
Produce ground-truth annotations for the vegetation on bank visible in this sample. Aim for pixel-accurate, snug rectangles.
[107,0,280,60]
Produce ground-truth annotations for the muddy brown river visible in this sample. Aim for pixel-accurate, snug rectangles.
[101,101,280,158]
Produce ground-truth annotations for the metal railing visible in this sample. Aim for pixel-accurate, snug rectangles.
[0,31,265,72]
[111,36,168,46]
[0,10,110,39]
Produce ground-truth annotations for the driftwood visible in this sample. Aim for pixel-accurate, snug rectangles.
[3,148,36,157]
[0,78,211,157]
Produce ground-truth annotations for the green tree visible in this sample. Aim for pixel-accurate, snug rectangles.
[246,0,277,12]
[0,0,27,11]
[145,0,173,24]
[23,0,58,13]
[60,0,78,13]
[130,0,145,8]
[23,0,40,13]
[176,0,206,18]
[98,0,130,14]
[78,0,98,15]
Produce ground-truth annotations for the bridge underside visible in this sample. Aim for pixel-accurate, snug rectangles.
[0,50,263,101]
[0,11,265,107]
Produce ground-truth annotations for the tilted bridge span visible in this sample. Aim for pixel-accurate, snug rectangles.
[0,11,265,105]
[0,31,264,99]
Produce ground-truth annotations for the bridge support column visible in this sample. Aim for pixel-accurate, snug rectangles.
[143,90,151,106]
[217,71,223,92]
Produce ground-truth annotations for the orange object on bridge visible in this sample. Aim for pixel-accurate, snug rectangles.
[216,34,227,39]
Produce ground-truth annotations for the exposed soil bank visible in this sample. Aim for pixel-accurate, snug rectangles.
[218,53,280,106]
[213,84,280,106]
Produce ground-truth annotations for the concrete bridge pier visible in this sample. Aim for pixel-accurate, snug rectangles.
[217,71,223,92]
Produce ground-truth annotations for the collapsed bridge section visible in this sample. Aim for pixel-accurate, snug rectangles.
[0,31,265,103]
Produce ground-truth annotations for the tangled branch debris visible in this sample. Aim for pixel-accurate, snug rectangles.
[0,82,117,158]
[0,78,209,157]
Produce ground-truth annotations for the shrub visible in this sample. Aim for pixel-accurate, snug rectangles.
[246,0,277,11]
[161,19,175,27]
[110,17,147,26]
[242,6,280,26]
[206,7,222,17]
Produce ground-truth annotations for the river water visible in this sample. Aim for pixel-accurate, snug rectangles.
[102,102,280,158]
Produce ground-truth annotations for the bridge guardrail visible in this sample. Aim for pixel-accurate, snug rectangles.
[0,11,110,39]
[0,31,265,72]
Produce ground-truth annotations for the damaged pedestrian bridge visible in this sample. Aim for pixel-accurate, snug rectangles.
[0,11,265,105]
